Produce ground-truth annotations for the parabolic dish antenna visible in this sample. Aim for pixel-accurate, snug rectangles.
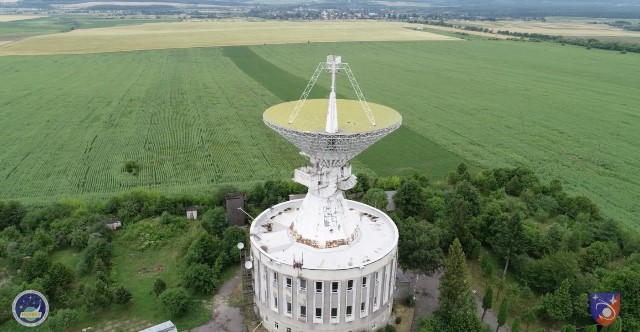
[264,55,401,167]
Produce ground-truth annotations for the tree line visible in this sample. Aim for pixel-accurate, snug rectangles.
[2,165,639,330]
[377,164,639,331]
[495,30,640,53]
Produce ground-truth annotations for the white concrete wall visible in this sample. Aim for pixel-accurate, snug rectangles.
[252,245,397,332]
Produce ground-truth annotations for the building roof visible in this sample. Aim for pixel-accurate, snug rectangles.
[140,321,177,332]
[250,199,398,270]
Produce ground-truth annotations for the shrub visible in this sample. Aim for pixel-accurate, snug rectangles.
[113,285,132,304]
[183,263,218,295]
[405,295,415,307]
[160,288,190,317]
[47,308,79,331]
[154,278,167,296]
[395,316,402,324]
[123,160,140,175]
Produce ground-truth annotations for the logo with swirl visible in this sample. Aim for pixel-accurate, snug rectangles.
[590,292,620,327]
[12,290,49,327]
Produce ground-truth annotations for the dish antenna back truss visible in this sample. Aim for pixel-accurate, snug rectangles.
[288,55,376,126]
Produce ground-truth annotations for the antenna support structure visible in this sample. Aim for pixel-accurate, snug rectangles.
[288,55,376,128]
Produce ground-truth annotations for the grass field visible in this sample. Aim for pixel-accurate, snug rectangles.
[0,20,457,55]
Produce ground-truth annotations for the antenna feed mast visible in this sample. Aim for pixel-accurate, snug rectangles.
[288,55,376,128]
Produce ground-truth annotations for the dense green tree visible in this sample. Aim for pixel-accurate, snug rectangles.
[81,279,112,309]
[492,213,526,278]
[541,279,573,320]
[184,233,220,267]
[451,180,481,217]
[583,325,597,332]
[201,207,228,236]
[599,265,640,323]
[519,251,580,293]
[84,235,112,264]
[248,183,266,208]
[475,202,505,245]
[447,162,472,185]
[601,317,622,332]
[154,278,167,296]
[45,262,74,299]
[113,285,133,304]
[411,172,430,188]
[393,179,426,218]
[584,325,598,332]
[0,201,27,231]
[473,171,498,194]
[220,226,247,266]
[579,241,612,272]
[559,324,576,332]
[22,251,50,282]
[511,317,521,332]
[397,218,442,273]
[33,227,55,252]
[47,308,79,331]
[352,172,371,194]
[160,288,191,317]
[481,286,493,320]
[375,176,402,191]
[183,263,219,295]
[496,297,510,332]
[505,175,524,196]
[437,239,482,331]
[20,202,74,232]
[425,196,445,222]
[362,188,388,210]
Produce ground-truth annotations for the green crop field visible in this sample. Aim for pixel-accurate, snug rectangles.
[0,16,175,41]
[0,34,639,229]
[0,48,305,202]
[249,40,640,229]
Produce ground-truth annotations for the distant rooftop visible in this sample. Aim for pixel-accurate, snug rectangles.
[250,199,398,270]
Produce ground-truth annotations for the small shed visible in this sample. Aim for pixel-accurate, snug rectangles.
[385,190,396,212]
[186,206,198,220]
[225,193,246,226]
[140,320,177,332]
[104,219,122,230]
[394,268,412,300]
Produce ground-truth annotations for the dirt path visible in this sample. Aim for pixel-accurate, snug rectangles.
[191,269,246,332]
[409,270,509,332]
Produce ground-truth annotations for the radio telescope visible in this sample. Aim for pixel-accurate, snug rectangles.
[251,55,401,332]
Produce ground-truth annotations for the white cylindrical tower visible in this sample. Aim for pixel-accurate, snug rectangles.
[250,56,402,332]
